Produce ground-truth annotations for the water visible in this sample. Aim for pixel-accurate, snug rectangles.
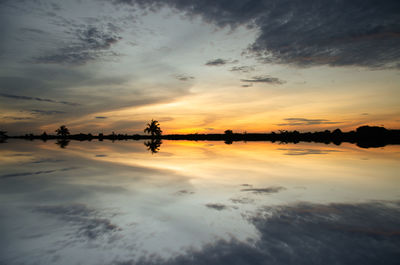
[1,140,399,265]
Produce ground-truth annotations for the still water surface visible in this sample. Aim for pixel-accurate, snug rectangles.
[1,140,399,265]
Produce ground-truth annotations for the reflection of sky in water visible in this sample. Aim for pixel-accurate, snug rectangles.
[0,140,399,265]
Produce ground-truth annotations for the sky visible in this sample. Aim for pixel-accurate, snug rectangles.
[0,0,399,135]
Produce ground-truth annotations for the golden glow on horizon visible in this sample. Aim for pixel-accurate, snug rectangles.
[38,74,400,135]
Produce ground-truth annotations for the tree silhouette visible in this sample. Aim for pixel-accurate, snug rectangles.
[55,125,70,138]
[0,130,7,138]
[144,119,162,137]
[224,129,233,135]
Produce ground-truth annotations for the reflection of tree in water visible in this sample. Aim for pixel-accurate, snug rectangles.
[224,139,233,145]
[56,139,70,148]
[144,139,162,154]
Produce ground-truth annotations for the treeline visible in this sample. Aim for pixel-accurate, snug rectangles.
[2,126,400,148]
[163,126,400,148]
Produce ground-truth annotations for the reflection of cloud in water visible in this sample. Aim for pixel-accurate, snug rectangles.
[278,148,341,155]
[0,167,78,178]
[30,158,64,164]
[115,201,400,265]
[205,203,229,211]
[34,204,121,240]
[230,197,255,204]
[241,186,286,194]
[9,153,33,157]
[174,190,195,196]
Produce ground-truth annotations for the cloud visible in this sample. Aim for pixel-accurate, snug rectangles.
[30,109,66,115]
[205,58,229,66]
[2,116,33,121]
[241,75,285,84]
[34,203,120,240]
[205,203,229,211]
[33,25,122,65]
[230,66,255,73]
[278,148,341,156]
[114,200,400,265]
[174,74,195,81]
[0,93,79,106]
[114,0,400,69]
[19,27,46,35]
[241,84,253,87]
[95,116,108,119]
[241,186,285,194]
[277,118,342,126]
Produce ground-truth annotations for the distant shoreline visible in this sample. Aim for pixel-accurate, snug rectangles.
[2,126,400,149]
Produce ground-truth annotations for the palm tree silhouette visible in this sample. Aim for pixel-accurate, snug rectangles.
[55,125,70,138]
[144,119,162,137]
[144,139,162,154]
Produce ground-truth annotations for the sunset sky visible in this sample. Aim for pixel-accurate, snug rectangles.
[1,0,399,135]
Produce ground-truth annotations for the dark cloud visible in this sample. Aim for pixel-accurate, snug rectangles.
[115,0,400,69]
[241,186,285,194]
[34,203,120,240]
[0,93,79,106]
[2,116,33,120]
[95,116,108,119]
[241,84,253,87]
[114,201,400,265]
[34,25,122,65]
[230,66,255,73]
[174,74,195,81]
[77,26,121,50]
[241,75,285,84]
[205,58,229,66]
[278,148,341,156]
[0,167,77,179]
[277,118,342,126]
[30,109,66,115]
[205,203,229,211]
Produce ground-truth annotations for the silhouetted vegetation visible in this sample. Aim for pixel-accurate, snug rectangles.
[144,138,162,154]
[56,139,70,148]
[55,125,70,138]
[0,130,7,143]
[4,125,400,149]
[144,119,162,138]
[41,131,48,140]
